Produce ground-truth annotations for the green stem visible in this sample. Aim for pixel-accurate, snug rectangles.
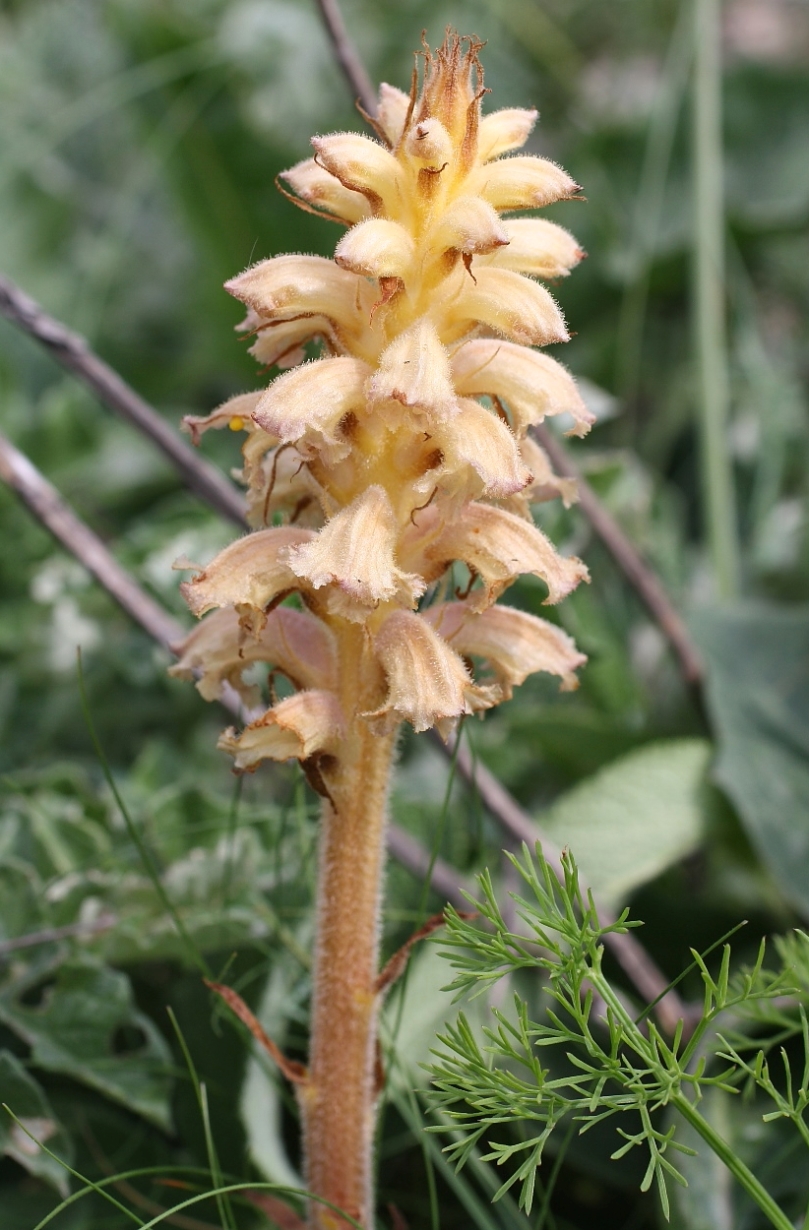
[616,1,692,401]
[588,960,793,1230]
[692,0,740,599]
[672,1093,794,1230]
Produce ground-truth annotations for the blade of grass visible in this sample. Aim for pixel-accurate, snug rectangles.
[617,1,693,401]
[200,1082,237,1230]
[220,773,243,907]
[392,1089,508,1230]
[77,650,210,978]
[27,1167,221,1230]
[167,1008,235,1230]
[692,0,740,598]
[534,1120,575,1230]
[3,1105,147,1228]
[128,1182,363,1230]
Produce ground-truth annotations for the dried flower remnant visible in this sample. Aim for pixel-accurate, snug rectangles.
[174,31,591,1230]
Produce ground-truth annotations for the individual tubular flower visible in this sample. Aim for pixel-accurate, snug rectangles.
[177,31,592,1230]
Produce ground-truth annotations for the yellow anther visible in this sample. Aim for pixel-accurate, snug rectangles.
[228,416,245,431]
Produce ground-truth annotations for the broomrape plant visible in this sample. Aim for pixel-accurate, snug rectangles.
[172,30,592,1230]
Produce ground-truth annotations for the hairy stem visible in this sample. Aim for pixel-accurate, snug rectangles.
[303,626,396,1229]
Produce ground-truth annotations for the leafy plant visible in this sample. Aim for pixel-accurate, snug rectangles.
[429,845,809,1229]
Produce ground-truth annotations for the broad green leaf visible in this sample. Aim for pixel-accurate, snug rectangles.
[537,739,711,906]
[239,938,308,1189]
[693,605,809,917]
[0,1050,72,1196]
[0,956,173,1130]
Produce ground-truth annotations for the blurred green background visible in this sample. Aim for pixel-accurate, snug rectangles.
[1,0,809,1227]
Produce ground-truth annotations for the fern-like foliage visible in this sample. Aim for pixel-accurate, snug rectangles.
[427,845,809,1227]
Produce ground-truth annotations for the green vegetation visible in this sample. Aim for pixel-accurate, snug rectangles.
[1,1,809,1226]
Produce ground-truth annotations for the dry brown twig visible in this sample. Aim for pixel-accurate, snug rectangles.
[313,0,378,115]
[0,275,245,528]
[532,424,704,686]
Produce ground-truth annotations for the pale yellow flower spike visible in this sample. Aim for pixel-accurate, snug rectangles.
[176,30,590,1230]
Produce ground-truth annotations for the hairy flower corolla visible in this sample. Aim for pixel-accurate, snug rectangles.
[174,33,591,774]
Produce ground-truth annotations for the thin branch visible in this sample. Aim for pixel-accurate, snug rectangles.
[0,432,469,910]
[533,423,704,687]
[0,913,117,957]
[0,274,245,528]
[436,728,689,1034]
[0,432,184,650]
[313,0,378,116]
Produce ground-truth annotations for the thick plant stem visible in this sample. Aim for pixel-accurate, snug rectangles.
[692,0,740,598]
[302,659,395,1230]
[672,1093,794,1230]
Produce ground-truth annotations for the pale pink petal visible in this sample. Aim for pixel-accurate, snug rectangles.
[247,316,339,370]
[424,601,586,696]
[279,157,371,224]
[179,527,314,628]
[335,219,415,279]
[219,689,344,770]
[451,339,594,437]
[477,108,538,161]
[481,219,585,279]
[252,357,370,452]
[448,268,569,347]
[468,156,580,211]
[376,83,412,145]
[428,502,589,608]
[437,398,530,498]
[311,133,406,215]
[182,392,266,446]
[430,195,509,257]
[225,255,373,340]
[286,485,424,617]
[170,605,337,703]
[369,318,457,418]
[365,609,496,736]
[520,435,579,507]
